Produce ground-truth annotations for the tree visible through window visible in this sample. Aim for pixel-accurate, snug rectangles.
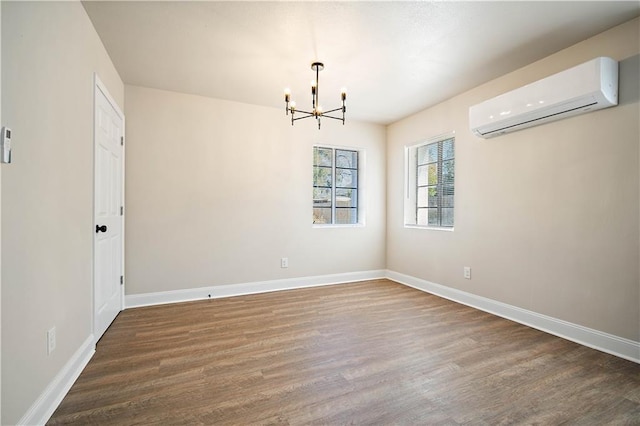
[313,146,359,225]
[416,138,454,227]
[405,135,455,228]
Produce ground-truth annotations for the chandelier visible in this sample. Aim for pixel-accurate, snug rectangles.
[284,62,346,129]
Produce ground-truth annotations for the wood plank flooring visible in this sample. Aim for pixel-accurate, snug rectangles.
[48,279,640,425]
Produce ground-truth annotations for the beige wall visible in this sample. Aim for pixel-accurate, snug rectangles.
[1,2,123,424]
[0,3,3,422]
[124,85,386,295]
[387,18,640,342]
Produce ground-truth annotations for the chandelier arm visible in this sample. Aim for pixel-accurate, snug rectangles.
[321,114,345,121]
[322,107,343,114]
[292,114,315,122]
[292,109,315,115]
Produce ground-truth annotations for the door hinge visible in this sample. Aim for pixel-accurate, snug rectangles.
[120,206,124,216]
[120,136,124,146]
[120,275,124,285]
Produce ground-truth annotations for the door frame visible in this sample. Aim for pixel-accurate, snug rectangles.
[93,73,125,343]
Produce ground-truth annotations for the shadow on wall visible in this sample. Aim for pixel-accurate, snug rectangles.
[619,54,639,105]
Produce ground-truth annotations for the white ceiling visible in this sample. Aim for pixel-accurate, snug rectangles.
[82,1,640,125]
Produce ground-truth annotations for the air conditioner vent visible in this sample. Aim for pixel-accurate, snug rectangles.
[469,57,618,139]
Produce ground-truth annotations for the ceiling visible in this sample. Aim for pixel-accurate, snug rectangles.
[82,1,640,125]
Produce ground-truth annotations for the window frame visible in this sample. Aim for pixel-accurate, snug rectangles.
[313,144,365,228]
[404,132,455,230]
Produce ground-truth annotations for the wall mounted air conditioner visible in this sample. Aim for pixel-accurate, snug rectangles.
[469,57,618,138]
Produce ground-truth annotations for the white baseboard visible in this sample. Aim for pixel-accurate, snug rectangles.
[126,269,639,363]
[18,335,95,426]
[386,270,640,364]
[125,270,387,309]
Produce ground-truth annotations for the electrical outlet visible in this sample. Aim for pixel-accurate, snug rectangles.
[463,267,471,280]
[47,327,56,355]
[281,257,289,268]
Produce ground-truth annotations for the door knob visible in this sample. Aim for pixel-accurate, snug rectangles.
[96,225,107,233]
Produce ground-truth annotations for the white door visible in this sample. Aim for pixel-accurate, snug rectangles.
[94,76,124,341]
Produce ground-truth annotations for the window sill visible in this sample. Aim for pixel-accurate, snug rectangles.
[404,224,454,232]
[313,223,365,229]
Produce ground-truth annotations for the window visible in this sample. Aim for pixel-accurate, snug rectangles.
[313,146,360,225]
[405,135,455,228]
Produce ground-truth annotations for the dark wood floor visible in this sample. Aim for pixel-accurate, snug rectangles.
[49,279,639,425]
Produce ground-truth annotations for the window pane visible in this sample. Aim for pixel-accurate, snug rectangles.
[442,139,454,160]
[419,164,438,186]
[313,166,332,187]
[441,208,454,227]
[336,188,357,207]
[417,187,427,208]
[335,208,357,224]
[417,145,428,165]
[428,208,439,226]
[417,165,428,186]
[442,185,454,207]
[313,147,332,167]
[442,159,455,185]
[417,208,428,226]
[336,150,357,169]
[428,163,438,185]
[313,188,332,207]
[336,169,357,188]
[417,187,437,208]
[313,208,332,224]
[418,143,438,165]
